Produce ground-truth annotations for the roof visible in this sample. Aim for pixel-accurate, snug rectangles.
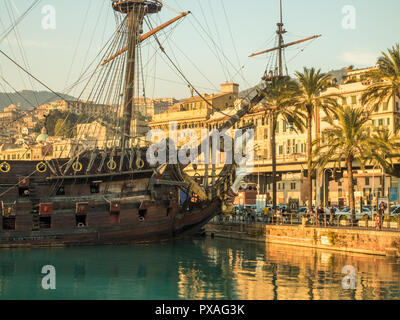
[164,92,234,114]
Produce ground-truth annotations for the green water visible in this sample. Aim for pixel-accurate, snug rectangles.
[0,237,399,300]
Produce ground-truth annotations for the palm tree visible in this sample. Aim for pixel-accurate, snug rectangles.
[313,105,395,224]
[361,44,400,188]
[294,67,337,212]
[361,44,400,113]
[260,77,304,209]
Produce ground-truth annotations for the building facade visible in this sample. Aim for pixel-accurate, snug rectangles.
[148,68,400,207]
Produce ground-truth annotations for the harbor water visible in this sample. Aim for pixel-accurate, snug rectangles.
[0,237,399,300]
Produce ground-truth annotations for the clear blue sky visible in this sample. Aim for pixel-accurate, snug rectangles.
[0,0,399,100]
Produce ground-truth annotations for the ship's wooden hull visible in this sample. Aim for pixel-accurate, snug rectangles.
[0,158,221,248]
[0,200,220,248]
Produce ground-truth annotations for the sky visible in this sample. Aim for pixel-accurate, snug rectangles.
[0,0,399,101]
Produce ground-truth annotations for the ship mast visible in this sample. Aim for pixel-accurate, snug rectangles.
[112,0,162,147]
[249,0,321,80]
[277,0,285,77]
[248,0,321,209]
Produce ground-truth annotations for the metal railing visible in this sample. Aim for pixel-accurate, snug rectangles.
[211,213,400,232]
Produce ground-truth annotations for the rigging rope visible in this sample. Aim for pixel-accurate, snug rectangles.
[4,0,40,106]
[144,17,232,117]
[0,0,42,44]
[64,0,93,90]
[220,0,242,82]
[0,48,68,101]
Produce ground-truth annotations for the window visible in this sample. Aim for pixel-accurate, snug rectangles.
[90,183,100,194]
[2,216,16,231]
[264,128,268,139]
[76,214,87,228]
[39,216,51,229]
[139,209,147,221]
[387,118,391,126]
[363,188,372,196]
[278,145,283,155]
[351,96,357,105]
[378,119,383,126]
[383,102,389,111]
[283,121,287,133]
[342,97,347,105]
[19,186,29,197]
[290,183,296,190]
[338,189,343,197]
[365,177,370,186]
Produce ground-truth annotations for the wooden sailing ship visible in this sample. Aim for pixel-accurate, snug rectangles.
[0,0,265,247]
[0,0,321,248]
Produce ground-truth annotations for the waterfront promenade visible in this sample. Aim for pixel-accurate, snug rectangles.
[205,214,400,257]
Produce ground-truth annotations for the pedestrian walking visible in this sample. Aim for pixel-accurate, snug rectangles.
[329,206,336,226]
[376,202,385,231]
[317,206,325,226]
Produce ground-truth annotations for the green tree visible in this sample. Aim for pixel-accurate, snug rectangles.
[294,67,337,211]
[361,44,400,118]
[33,110,91,136]
[54,119,71,137]
[260,77,304,209]
[313,105,395,224]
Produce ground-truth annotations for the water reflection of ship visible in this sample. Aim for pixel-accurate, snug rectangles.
[0,240,399,299]
[0,244,188,299]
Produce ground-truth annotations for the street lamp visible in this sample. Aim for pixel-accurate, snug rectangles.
[323,168,334,208]
[372,164,379,215]
[254,144,262,195]
[286,172,295,205]
[257,154,262,195]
